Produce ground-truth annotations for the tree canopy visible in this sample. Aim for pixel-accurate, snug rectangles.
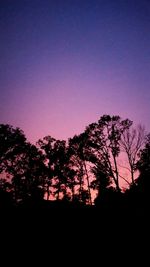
[0,115,149,214]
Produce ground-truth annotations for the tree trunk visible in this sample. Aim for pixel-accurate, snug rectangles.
[79,164,84,201]
[113,154,120,192]
[131,167,134,184]
[46,185,50,200]
[83,161,92,205]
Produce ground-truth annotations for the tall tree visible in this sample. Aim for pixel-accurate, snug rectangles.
[11,143,46,203]
[121,125,145,184]
[38,137,70,200]
[68,133,92,205]
[52,140,68,200]
[85,115,132,192]
[0,124,46,204]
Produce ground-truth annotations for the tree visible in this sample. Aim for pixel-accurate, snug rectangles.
[38,136,71,200]
[91,162,112,194]
[52,140,69,200]
[11,143,46,203]
[0,124,46,204]
[0,124,26,174]
[123,134,150,214]
[38,136,56,200]
[68,133,92,205]
[0,124,27,203]
[136,133,150,193]
[121,124,145,184]
[63,149,78,202]
[85,115,132,192]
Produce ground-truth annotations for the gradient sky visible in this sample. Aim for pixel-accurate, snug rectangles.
[1,0,150,143]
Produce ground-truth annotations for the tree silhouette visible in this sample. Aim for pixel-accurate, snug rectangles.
[121,124,145,184]
[38,137,72,201]
[91,163,112,194]
[0,124,46,205]
[136,133,150,200]
[0,124,27,203]
[68,133,92,205]
[0,116,149,218]
[15,143,46,204]
[85,115,132,192]
[0,124,26,173]
[38,136,57,200]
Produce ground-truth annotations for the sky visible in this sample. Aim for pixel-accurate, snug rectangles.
[0,0,150,144]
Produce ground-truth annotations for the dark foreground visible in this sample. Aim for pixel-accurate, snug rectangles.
[0,201,149,266]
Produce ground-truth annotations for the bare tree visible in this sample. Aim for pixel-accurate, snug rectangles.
[121,124,146,184]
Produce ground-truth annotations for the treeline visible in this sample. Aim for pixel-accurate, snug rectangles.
[0,115,150,213]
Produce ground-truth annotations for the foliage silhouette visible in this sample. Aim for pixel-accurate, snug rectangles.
[0,116,149,220]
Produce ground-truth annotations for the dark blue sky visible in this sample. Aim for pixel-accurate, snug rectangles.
[0,0,150,142]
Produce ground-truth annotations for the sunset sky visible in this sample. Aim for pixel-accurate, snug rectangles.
[1,0,150,144]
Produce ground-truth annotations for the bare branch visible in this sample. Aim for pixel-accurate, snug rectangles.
[118,174,130,186]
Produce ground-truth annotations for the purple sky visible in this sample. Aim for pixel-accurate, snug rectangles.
[1,0,150,143]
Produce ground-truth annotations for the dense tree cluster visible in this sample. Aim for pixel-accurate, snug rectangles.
[0,115,149,213]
